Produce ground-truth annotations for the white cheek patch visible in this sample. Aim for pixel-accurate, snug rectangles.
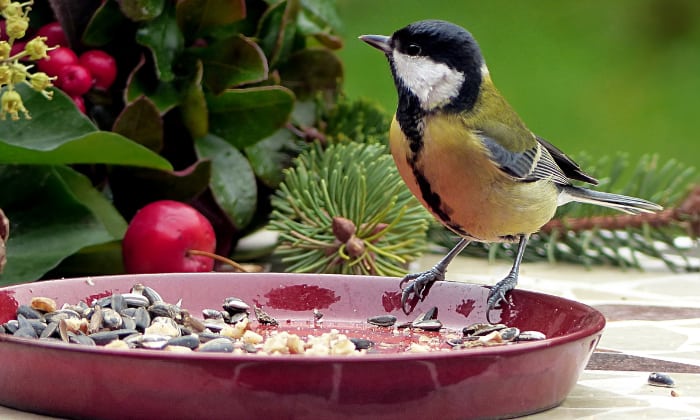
[392,50,465,110]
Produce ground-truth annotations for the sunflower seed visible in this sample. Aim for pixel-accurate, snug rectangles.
[648,372,675,388]
[367,315,397,327]
[198,337,234,353]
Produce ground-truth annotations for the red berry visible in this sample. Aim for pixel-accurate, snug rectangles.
[10,40,25,59]
[56,63,93,96]
[79,50,117,90]
[122,200,217,274]
[36,22,67,47]
[0,21,6,41]
[37,47,78,76]
[71,96,86,114]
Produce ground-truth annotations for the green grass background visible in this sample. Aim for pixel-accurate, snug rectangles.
[336,0,700,168]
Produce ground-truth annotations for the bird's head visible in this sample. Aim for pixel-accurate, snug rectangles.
[361,20,487,113]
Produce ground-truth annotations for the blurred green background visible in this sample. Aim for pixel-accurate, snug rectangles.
[336,0,700,168]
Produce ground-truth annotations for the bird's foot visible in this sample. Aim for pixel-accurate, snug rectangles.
[486,273,518,311]
[399,267,445,314]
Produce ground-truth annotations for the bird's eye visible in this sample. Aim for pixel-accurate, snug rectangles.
[406,44,421,56]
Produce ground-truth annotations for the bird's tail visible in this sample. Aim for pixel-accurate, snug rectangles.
[559,186,662,215]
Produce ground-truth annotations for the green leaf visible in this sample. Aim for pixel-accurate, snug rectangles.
[56,167,128,239]
[297,0,343,48]
[0,132,171,169]
[112,96,164,152]
[257,0,300,67]
[298,0,341,33]
[176,0,246,39]
[208,86,295,149]
[279,48,342,100]
[196,134,257,229]
[245,129,300,188]
[135,3,184,82]
[125,54,180,113]
[179,59,209,139]
[0,86,171,170]
[311,31,343,50]
[0,166,124,285]
[109,160,212,218]
[119,0,165,21]
[291,98,318,127]
[193,34,268,94]
[82,0,128,46]
[47,241,125,278]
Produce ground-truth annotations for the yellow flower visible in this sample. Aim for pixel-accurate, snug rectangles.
[28,71,54,99]
[0,41,10,60]
[25,36,51,60]
[0,64,10,85]
[9,62,27,83]
[1,2,23,18]
[5,15,29,40]
[1,88,30,120]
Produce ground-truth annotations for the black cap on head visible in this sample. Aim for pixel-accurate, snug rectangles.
[391,20,484,73]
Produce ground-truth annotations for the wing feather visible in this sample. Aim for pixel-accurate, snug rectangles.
[536,136,598,185]
[477,132,571,185]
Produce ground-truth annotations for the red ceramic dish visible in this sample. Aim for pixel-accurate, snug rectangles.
[0,273,604,420]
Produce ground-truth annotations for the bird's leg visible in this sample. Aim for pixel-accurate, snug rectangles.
[487,234,530,310]
[400,238,470,314]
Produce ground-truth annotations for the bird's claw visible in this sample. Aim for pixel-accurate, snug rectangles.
[486,273,518,311]
[399,267,444,314]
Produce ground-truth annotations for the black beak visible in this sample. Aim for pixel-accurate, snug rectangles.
[359,34,392,54]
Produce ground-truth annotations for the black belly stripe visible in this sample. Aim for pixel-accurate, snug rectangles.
[409,161,480,239]
[409,160,452,224]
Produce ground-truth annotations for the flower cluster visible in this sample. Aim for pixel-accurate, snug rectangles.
[0,0,55,120]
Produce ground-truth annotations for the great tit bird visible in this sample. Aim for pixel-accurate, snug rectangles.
[360,20,662,314]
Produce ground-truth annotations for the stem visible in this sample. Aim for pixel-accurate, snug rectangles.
[542,185,700,236]
[187,249,248,273]
[285,122,326,143]
[542,210,676,233]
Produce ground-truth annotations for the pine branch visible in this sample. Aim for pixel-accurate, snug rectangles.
[269,142,429,276]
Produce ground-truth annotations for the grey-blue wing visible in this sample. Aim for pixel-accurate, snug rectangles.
[477,132,572,186]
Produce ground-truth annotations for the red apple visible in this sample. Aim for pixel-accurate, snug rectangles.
[79,50,117,90]
[56,63,92,96]
[36,22,67,47]
[37,47,78,76]
[122,200,217,274]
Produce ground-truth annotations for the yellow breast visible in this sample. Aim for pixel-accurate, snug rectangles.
[390,114,559,242]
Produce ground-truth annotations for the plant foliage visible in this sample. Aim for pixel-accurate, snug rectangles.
[0,0,343,285]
